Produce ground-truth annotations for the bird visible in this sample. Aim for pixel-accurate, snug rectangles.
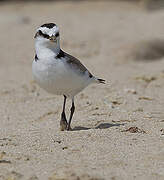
[32,23,105,131]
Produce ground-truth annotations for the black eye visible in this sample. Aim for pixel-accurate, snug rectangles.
[38,30,42,34]
[55,32,59,37]
[38,30,49,39]
[38,30,43,36]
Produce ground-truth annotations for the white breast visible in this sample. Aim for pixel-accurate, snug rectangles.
[32,57,92,98]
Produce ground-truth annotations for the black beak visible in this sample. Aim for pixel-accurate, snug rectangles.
[49,35,57,42]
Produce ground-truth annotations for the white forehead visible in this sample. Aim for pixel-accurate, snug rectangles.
[38,26,59,36]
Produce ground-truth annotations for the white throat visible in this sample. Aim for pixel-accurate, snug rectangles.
[35,38,60,59]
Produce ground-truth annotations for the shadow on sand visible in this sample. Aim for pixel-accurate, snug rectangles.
[72,122,124,131]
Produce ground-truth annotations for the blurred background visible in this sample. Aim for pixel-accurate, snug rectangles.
[1,0,164,86]
[1,0,164,179]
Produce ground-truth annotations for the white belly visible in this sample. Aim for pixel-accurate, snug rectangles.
[32,58,91,98]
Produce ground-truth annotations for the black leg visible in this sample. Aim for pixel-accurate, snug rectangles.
[60,95,68,131]
[67,98,75,131]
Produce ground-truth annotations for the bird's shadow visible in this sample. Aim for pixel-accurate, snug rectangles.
[72,122,124,131]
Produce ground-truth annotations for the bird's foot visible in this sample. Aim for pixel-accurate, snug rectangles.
[60,111,68,131]
[60,119,68,131]
[67,124,72,131]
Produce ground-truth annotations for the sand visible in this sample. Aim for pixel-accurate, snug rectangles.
[1,1,164,180]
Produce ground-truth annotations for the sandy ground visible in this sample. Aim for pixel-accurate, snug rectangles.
[1,1,164,180]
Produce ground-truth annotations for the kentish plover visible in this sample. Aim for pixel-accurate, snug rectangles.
[32,23,105,131]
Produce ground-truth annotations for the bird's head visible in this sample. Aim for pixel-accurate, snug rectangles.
[34,23,60,45]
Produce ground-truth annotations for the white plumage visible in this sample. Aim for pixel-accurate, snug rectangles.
[32,53,94,98]
[32,23,105,131]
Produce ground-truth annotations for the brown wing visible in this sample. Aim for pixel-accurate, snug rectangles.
[64,52,93,78]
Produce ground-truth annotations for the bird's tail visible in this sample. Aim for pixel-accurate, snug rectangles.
[95,78,105,84]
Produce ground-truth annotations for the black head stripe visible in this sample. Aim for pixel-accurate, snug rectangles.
[41,23,56,29]
[38,30,49,39]
[55,32,59,38]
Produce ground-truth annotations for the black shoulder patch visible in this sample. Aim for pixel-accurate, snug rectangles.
[35,54,39,62]
[41,23,56,29]
[56,50,65,59]
[38,30,49,39]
